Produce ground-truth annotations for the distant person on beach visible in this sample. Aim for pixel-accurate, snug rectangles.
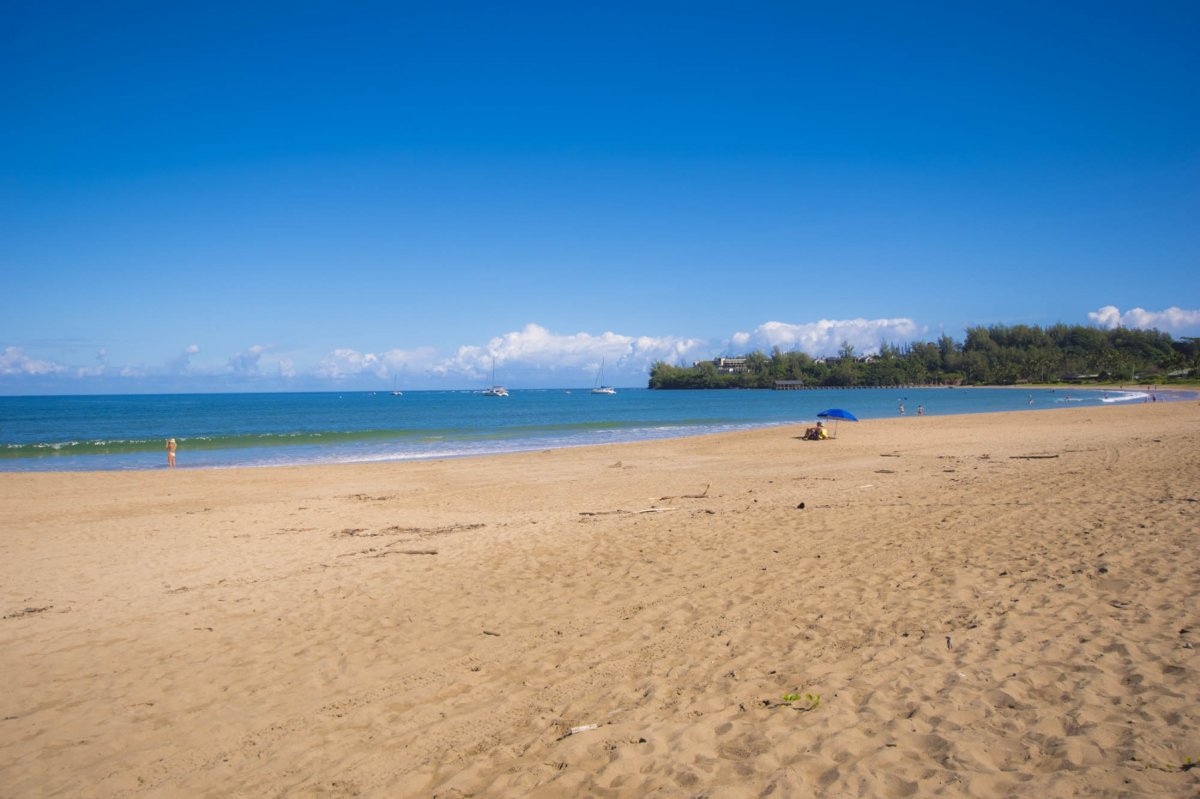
[917,405,923,416]
[898,403,905,415]
[166,438,177,468]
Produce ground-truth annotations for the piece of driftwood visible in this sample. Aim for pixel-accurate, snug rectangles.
[367,548,439,558]
[580,507,678,516]
[659,484,711,501]
[3,606,52,620]
[335,528,374,537]
[557,723,600,740]
[382,523,485,536]
[1009,454,1060,459]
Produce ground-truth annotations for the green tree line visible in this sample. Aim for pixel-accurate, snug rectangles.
[648,325,1200,389]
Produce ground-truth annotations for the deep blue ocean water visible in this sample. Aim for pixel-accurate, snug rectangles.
[0,386,1183,472]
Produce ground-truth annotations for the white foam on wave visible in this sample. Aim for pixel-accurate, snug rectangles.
[1100,391,1148,403]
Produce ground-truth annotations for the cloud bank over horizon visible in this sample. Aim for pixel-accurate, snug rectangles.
[0,346,67,377]
[3,307,1198,391]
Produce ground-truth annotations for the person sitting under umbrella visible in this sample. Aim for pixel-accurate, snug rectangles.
[803,421,829,440]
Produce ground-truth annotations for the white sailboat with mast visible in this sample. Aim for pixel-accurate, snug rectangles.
[482,357,508,397]
[590,357,616,395]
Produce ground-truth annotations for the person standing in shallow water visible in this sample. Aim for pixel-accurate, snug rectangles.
[166,438,177,468]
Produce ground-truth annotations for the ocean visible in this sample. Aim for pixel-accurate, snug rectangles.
[0,386,1179,472]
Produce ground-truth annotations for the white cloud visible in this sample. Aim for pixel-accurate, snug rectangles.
[167,344,200,374]
[378,347,441,373]
[1088,305,1200,332]
[436,323,708,378]
[1087,305,1122,329]
[229,344,270,376]
[0,346,66,376]
[630,333,710,367]
[76,348,109,378]
[278,357,296,379]
[315,348,382,379]
[315,347,440,379]
[734,317,923,356]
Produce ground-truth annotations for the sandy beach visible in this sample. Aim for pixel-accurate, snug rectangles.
[2,402,1198,797]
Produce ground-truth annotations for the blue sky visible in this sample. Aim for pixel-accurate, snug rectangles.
[2,1,1198,393]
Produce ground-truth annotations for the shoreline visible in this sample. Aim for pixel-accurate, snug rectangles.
[3,385,1194,476]
[973,382,1198,393]
[3,402,1199,795]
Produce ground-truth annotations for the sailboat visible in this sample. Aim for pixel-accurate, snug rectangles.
[591,357,616,395]
[482,357,508,397]
[390,376,403,396]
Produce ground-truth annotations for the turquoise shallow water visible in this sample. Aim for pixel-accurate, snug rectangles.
[0,386,1183,472]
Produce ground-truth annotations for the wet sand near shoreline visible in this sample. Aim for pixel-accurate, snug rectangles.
[2,402,1198,797]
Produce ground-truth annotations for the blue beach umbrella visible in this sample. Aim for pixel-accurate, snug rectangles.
[817,408,859,438]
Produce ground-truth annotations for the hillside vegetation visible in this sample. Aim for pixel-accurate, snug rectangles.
[648,325,1199,389]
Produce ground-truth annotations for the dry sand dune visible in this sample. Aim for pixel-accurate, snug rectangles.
[2,402,1198,797]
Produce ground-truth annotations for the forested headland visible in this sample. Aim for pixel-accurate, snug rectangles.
[648,324,1199,389]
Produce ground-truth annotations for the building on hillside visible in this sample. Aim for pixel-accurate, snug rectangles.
[693,357,749,374]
